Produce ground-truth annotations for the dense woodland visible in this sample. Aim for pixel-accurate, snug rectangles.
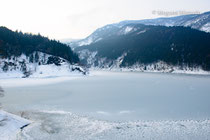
[0,27,79,64]
[76,24,210,70]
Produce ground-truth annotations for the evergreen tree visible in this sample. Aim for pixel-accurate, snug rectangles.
[35,52,39,63]
[0,26,79,64]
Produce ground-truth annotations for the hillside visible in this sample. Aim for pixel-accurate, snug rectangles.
[75,24,210,73]
[0,27,85,78]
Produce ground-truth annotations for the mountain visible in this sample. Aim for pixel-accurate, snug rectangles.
[60,38,81,44]
[75,24,210,73]
[0,27,85,78]
[118,11,210,32]
[71,11,210,49]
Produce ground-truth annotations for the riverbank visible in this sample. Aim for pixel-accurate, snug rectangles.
[89,66,210,75]
[0,75,85,88]
[0,110,31,140]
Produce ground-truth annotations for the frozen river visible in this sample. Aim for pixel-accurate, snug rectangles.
[1,71,210,139]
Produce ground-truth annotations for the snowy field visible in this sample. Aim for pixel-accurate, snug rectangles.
[1,71,210,139]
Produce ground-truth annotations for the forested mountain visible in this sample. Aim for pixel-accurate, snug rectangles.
[0,27,79,63]
[117,11,210,32]
[0,27,84,77]
[69,11,210,49]
[75,24,210,72]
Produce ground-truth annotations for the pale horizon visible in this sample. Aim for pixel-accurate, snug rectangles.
[0,0,209,40]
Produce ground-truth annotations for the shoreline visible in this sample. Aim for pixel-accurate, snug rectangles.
[0,110,31,140]
[0,75,85,88]
[1,69,209,88]
[89,68,210,76]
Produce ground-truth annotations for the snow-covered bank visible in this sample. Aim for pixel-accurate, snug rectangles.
[0,110,31,140]
[0,54,86,87]
[78,49,210,75]
[0,63,85,79]
[0,52,86,79]
[91,68,210,75]
[0,75,84,88]
[18,110,210,140]
[88,62,210,75]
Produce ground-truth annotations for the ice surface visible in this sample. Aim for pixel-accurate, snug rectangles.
[2,71,210,139]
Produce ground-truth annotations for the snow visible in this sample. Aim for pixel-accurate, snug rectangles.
[78,48,210,76]
[18,110,210,140]
[30,64,83,78]
[0,64,83,79]
[121,26,133,35]
[79,37,93,46]
[0,110,31,140]
[88,60,210,75]
[80,50,210,75]
[200,22,210,32]
[78,36,103,47]
[0,52,85,79]
[137,29,146,35]
[1,70,210,139]
[0,76,83,88]
[95,38,102,42]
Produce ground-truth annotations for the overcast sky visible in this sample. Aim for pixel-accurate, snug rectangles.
[0,0,209,40]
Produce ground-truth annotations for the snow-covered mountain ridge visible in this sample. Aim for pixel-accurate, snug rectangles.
[70,11,210,48]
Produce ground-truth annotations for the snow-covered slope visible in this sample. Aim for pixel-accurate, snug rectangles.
[118,11,210,32]
[0,52,86,78]
[69,24,120,49]
[0,110,30,140]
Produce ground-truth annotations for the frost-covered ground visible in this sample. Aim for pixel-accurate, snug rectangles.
[0,110,30,140]
[17,110,210,140]
[0,76,83,88]
[0,64,84,79]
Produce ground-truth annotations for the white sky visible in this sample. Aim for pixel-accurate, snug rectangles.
[0,0,209,40]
